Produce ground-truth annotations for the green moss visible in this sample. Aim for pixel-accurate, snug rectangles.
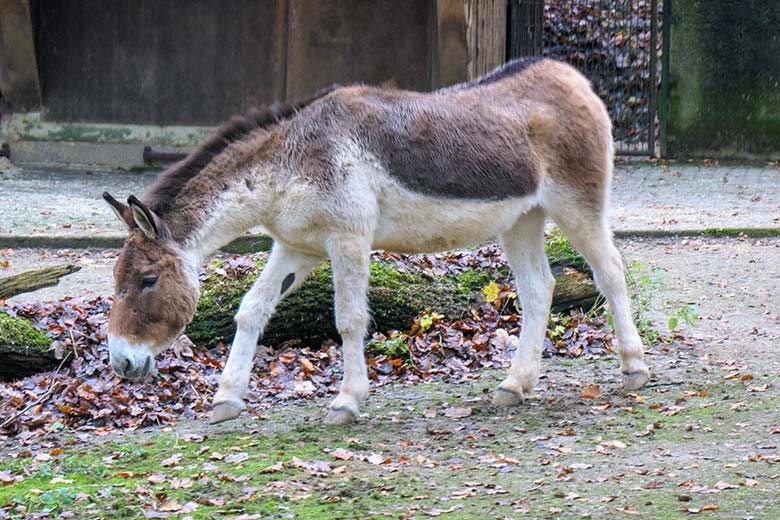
[546,228,588,271]
[453,269,494,295]
[0,313,51,353]
[698,227,780,238]
[187,258,476,347]
[368,261,416,289]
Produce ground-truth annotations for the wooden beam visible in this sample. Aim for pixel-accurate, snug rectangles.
[465,0,507,79]
[434,0,469,88]
[0,0,41,111]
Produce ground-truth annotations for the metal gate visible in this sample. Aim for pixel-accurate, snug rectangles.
[508,0,662,155]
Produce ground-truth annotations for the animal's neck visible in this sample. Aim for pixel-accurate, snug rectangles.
[166,142,281,263]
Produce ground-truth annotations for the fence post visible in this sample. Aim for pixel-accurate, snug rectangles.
[506,0,544,58]
[648,0,659,156]
[659,0,672,158]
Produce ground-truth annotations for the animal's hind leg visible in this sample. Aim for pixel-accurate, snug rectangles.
[550,209,650,391]
[210,243,322,424]
[324,234,371,425]
[493,207,555,406]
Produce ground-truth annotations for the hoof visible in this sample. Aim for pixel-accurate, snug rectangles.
[209,401,243,424]
[623,368,650,391]
[492,386,523,407]
[324,406,357,425]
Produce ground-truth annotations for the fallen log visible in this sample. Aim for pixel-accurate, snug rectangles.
[0,264,81,300]
[0,313,56,380]
[186,257,599,348]
[0,263,80,380]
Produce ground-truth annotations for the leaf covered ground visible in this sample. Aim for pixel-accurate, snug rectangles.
[2,236,778,519]
[1,353,779,519]
[0,245,610,438]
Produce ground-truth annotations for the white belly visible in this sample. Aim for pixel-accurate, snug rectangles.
[372,184,540,254]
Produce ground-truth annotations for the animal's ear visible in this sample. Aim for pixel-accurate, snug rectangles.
[127,195,169,240]
[103,192,135,230]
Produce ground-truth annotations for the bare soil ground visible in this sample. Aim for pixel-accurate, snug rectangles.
[1,236,779,519]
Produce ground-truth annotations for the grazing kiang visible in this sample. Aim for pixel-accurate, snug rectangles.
[103,57,650,425]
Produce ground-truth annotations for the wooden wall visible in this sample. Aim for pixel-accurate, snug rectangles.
[2,0,506,127]
[0,0,41,112]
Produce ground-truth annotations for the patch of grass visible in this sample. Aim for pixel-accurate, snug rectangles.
[620,260,698,344]
[367,331,412,362]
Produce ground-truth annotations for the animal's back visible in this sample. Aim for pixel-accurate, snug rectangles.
[293,58,610,204]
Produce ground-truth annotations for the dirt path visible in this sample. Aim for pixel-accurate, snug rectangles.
[2,237,779,519]
[620,236,780,365]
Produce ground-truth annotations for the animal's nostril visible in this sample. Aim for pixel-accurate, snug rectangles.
[124,358,132,373]
[143,356,151,374]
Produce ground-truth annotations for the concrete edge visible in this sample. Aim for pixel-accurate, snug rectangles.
[612,227,780,239]
[0,235,274,254]
[1,228,778,254]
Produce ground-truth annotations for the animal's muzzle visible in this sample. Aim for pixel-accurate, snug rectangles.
[108,336,154,379]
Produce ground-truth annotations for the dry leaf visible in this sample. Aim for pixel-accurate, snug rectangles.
[259,461,284,474]
[444,407,472,419]
[331,448,355,461]
[367,453,389,465]
[160,453,182,467]
[147,473,166,484]
[581,384,602,399]
[225,452,249,464]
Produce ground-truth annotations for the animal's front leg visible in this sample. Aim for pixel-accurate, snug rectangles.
[210,244,321,424]
[494,208,555,406]
[324,235,371,425]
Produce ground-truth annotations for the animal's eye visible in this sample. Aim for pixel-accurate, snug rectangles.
[140,275,158,289]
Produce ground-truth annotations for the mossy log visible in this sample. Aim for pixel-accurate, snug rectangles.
[0,264,81,299]
[187,258,598,348]
[0,313,56,381]
[0,264,81,379]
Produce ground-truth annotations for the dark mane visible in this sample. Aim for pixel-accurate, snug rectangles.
[439,57,544,93]
[143,84,341,214]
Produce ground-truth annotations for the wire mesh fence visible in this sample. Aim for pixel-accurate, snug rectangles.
[508,0,663,155]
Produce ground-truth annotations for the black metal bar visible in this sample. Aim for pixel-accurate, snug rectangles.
[143,146,186,164]
[659,0,672,158]
[0,143,9,158]
[648,0,659,156]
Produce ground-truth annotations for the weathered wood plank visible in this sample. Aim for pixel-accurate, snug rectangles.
[0,0,42,111]
[465,0,507,79]
[285,0,433,100]
[36,0,285,125]
[434,0,470,88]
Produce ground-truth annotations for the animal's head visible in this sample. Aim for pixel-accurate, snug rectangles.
[103,192,199,379]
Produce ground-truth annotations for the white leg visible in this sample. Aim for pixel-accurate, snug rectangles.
[553,214,650,390]
[210,244,322,423]
[493,208,555,406]
[323,234,371,425]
